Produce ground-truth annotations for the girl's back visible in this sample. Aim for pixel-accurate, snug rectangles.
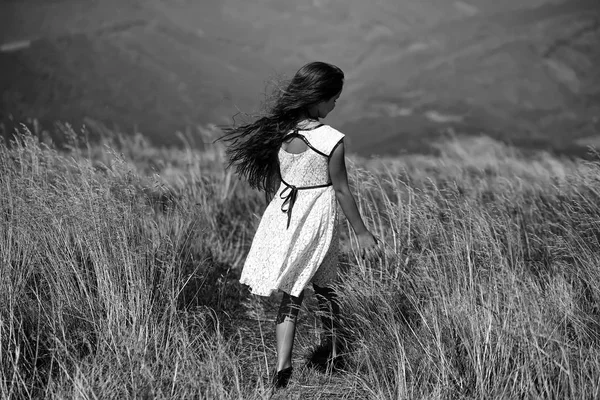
[278,124,344,188]
[239,124,344,297]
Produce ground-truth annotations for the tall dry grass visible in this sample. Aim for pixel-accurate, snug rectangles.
[0,126,262,399]
[340,137,600,399]
[1,126,599,399]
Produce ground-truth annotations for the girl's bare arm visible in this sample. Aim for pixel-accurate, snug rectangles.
[329,141,378,255]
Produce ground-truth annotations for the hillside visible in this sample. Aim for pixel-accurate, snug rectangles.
[343,0,600,156]
[1,0,599,154]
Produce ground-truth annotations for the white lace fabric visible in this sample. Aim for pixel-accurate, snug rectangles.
[239,125,345,297]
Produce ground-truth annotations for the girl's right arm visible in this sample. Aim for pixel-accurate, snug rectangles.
[329,140,379,258]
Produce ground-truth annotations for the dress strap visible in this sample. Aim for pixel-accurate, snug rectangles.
[301,123,324,131]
[281,129,329,158]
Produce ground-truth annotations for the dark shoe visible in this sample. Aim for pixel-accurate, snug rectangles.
[272,366,293,389]
[306,341,346,373]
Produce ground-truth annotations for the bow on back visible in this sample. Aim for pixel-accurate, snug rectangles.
[280,184,298,229]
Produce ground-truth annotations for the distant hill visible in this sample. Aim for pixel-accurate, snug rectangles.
[1,0,599,155]
[340,0,600,156]
[0,18,270,146]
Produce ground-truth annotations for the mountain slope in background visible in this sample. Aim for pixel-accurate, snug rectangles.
[1,0,599,155]
[343,0,600,155]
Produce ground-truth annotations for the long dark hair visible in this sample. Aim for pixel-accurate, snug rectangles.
[219,61,344,194]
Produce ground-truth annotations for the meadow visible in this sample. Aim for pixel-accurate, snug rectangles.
[1,124,600,399]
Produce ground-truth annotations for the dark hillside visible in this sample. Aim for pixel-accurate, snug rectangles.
[342,0,600,155]
[1,0,599,155]
[0,19,269,145]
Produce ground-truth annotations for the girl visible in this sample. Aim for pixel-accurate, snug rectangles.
[221,61,379,389]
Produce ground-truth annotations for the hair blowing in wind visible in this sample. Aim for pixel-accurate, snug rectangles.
[219,61,344,193]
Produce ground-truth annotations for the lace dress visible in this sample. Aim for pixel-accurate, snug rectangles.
[240,124,345,297]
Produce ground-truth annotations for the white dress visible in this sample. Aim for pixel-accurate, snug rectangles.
[240,124,345,297]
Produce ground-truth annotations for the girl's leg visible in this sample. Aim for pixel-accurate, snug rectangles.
[275,290,304,371]
[313,284,341,357]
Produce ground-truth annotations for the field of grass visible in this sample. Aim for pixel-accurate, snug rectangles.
[2,123,600,399]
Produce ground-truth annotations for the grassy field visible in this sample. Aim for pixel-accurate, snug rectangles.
[1,124,600,399]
